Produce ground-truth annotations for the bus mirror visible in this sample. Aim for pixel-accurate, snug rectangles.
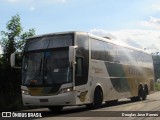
[10,52,22,68]
[10,52,15,67]
[69,46,77,63]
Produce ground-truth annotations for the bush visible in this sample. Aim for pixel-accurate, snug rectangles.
[0,65,23,111]
[155,83,160,91]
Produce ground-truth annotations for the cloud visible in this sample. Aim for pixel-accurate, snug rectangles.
[149,16,160,24]
[141,16,160,30]
[152,4,160,11]
[90,29,160,53]
[90,29,117,39]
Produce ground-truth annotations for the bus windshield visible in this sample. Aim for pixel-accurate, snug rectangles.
[22,49,72,86]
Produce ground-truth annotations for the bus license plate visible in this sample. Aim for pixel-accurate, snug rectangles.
[40,99,48,102]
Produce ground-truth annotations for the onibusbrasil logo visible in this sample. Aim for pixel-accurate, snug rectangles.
[1,112,42,118]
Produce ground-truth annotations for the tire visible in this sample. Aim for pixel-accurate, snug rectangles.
[138,86,147,101]
[142,87,147,100]
[86,87,103,109]
[93,87,103,108]
[48,106,63,112]
[138,86,143,101]
[131,85,146,102]
[144,84,149,95]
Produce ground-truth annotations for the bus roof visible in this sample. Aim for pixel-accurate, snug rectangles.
[27,31,77,39]
[87,33,150,55]
[27,31,150,55]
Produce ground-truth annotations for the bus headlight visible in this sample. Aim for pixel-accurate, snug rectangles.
[59,87,73,94]
[21,89,30,95]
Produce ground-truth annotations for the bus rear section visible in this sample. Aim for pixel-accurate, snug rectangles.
[89,35,155,105]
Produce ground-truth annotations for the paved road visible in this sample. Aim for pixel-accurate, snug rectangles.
[21,91,160,120]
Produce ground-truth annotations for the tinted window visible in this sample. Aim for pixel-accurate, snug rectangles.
[91,38,118,62]
[75,34,89,86]
[105,43,118,62]
[117,46,131,64]
[25,34,73,51]
[91,39,106,60]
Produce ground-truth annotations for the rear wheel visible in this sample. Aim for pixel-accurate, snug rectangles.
[48,106,63,112]
[142,86,147,100]
[138,86,147,101]
[131,85,147,102]
[138,86,144,101]
[144,84,149,95]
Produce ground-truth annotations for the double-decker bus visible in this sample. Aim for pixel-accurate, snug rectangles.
[11,31,155,112]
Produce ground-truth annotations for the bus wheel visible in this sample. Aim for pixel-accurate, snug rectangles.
[138,86,147,101]
[137,86,143,101]
[86,87,103,109]
[144,84,149,95]
[131,86,146,102]
[93,87,103,108]
[142,87,147,100]
[48,106,63,112]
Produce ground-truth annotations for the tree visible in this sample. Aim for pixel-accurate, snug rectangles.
[18,29,35,50]
[152,53,160,81]
[0,14,35,65]
[0,14,35,111]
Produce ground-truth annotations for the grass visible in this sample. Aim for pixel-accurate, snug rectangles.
[155,82,160,91]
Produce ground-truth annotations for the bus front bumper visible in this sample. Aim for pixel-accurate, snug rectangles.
[22,91,76,106]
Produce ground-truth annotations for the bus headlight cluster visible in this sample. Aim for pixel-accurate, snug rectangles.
[21,89,30,95]
[59,87,73,94]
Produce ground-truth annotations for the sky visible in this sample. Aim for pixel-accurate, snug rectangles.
[0,0,160,54]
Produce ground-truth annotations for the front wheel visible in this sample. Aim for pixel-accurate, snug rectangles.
[48,106,63,112]
[86,87,103,109]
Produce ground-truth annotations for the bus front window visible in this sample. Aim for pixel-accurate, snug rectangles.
[22,49,72,86]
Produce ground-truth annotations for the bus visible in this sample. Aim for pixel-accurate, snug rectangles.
[10,31,155,112]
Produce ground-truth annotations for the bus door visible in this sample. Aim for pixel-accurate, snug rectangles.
[74,52,89,104]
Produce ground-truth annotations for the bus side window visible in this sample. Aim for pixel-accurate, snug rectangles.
[76,57,83,76]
